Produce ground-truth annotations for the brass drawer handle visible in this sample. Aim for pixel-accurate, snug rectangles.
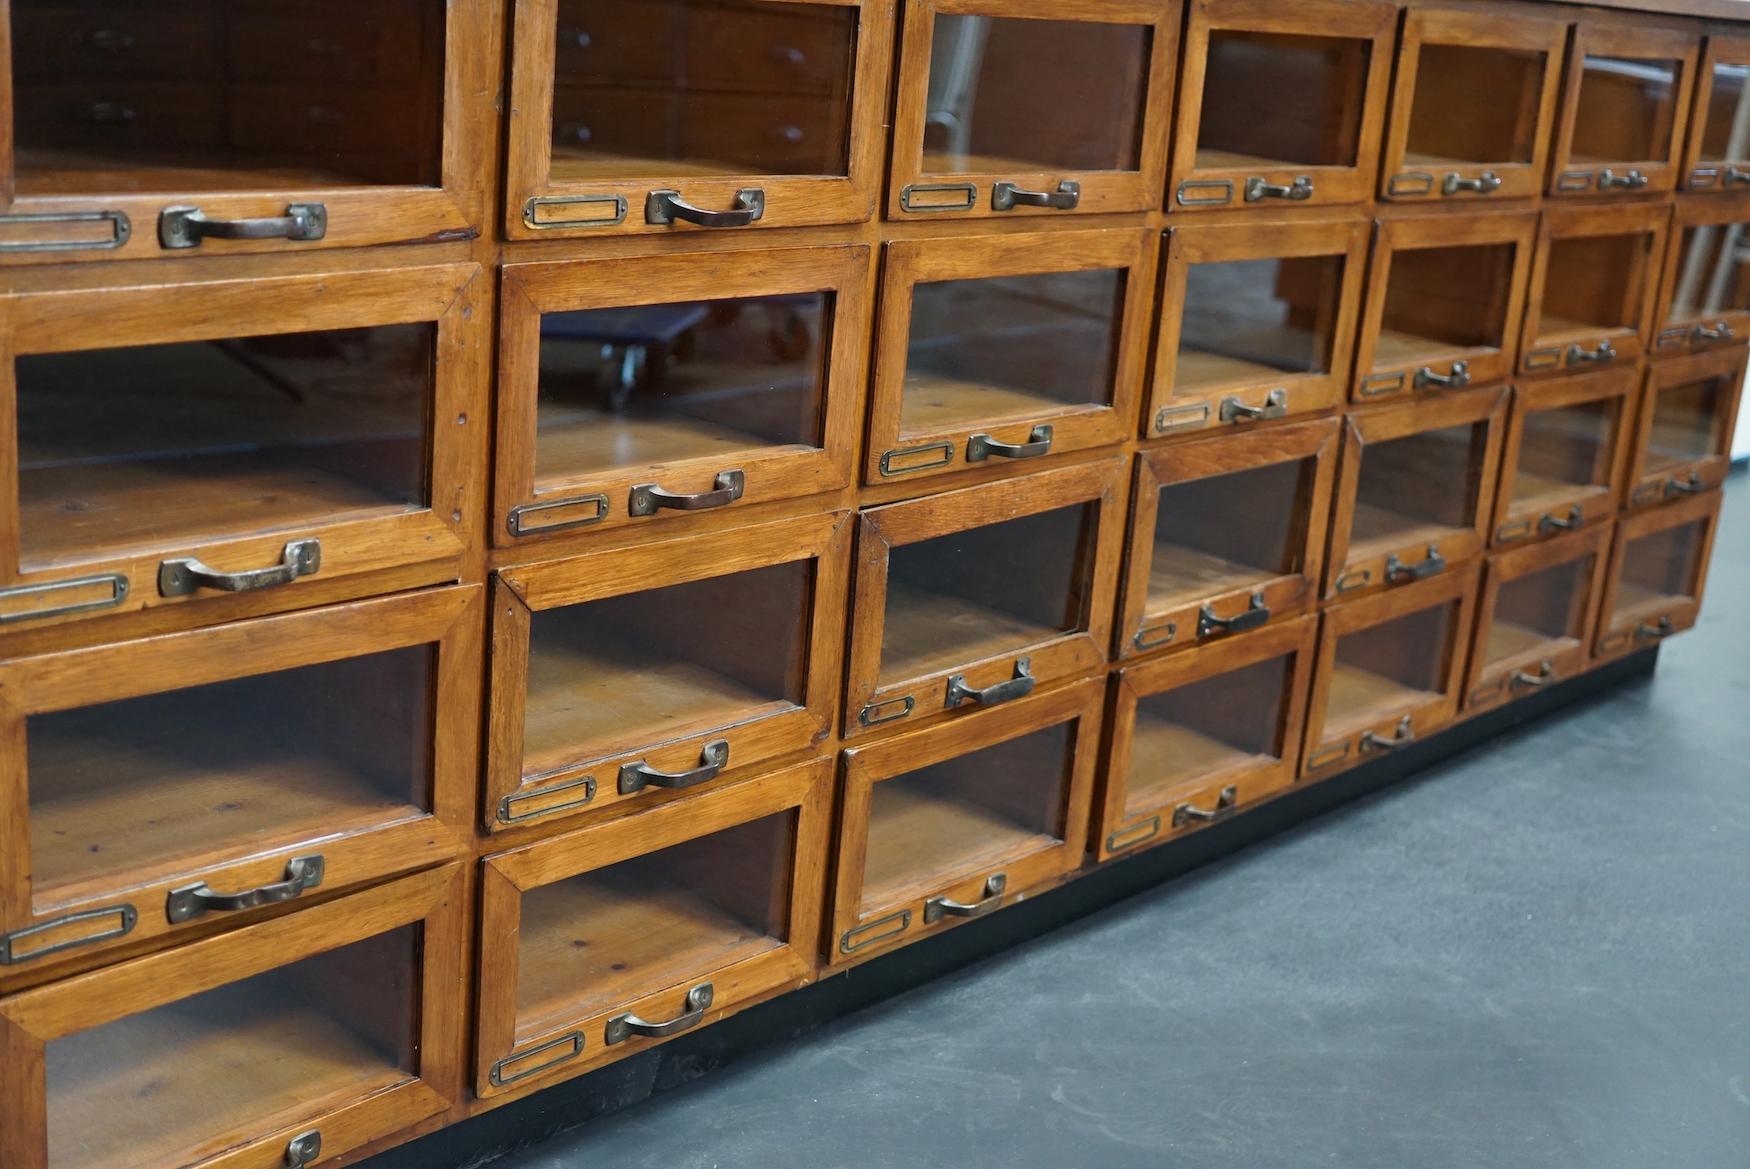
[1414,359,1471,390]
[991,180,1080,211]
[86,101,136,124]
[1219,388,1287,423]
[1598,168,1648,190]
[1385,544,1445,583]
[1538,504,1584,535]
[1443,170,1501,196]
[1172,784,1238,827]
[159,203,327,249]
[1245,175,1313,202]
[1726,167,1750,188]
[1691,322,1734,342]
[1665,472,1704,498]
[285,1131,322,1169]
[628,470,744,515]
[1197,591,1269,639]
[158,539,321,596]
[605,983,714,1045]
[1360,716,1415,754]
[645,188,765,227]
[945,658,1034,709]
[166,855,325,923]
[924,873,1006,923]
[81,28,138,51]
[1566,339,1617,365]
[1511,660,1556,690]
[966,424,1053,462]
[1635,615,1674,641]
[618,739,729,795]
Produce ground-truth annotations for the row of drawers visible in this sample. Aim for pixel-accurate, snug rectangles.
[0,484,1718,1168]
[11,0,1750,262]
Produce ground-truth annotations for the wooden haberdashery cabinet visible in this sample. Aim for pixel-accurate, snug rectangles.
[1518,202,1668,375]
[1465,524,1611,712]
[1625,344,1748,508]
[1097,614,1315,861]
[1117,418,1337,658]
[1594,487,1723,659]
[1491,365,1636,547]
[1547,18,1698,198]
[1654,199,1750,354]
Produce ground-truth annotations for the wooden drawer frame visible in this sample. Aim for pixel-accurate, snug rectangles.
[486,511,850,834]
[1652,197,1750,355]
[1325,386,1508,601]
[505,0,896,239]
[0,263,486,637]
[1491,365,1636,548]
[1353,210,1537,404]
[1595,487,1722,659]
[475,759,828,1100]
[1148,217,1369,440]
[1518,201,1669,376]
[1168,0,1396,213]
[1302,565,1479,780]
[0,586,478,983]
[831,677,1102,965]
[1379,8,1567,205]
[0,864,466,1169]
[1117,418,1337,659]
[844,458,1124,739]
[0,0,497,265]
[864,229,1153,488]
[1682,33,1750,191]
[886,0,1180,221]
[1548,19,1699,199]
[1097,613,1316,862]
[1625,344,1747,508]
[1464,524,1610,713]
[494,245,871,545]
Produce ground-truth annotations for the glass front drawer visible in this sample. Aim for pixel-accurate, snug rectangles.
[1519,203,1667,376]
[0,1,488,262]
[1099,614,1315,860]
[507,0,894,237]
[0,865,465,1169]
[0,587,478,981]
[495,245,869,543]
[888,0,1178,219]
[1303,567,1477,778]
[1550,22,1697,197]
[1327,388,1506,600]
[1626,346,1747,507]
[1466,526,1609,711]
[833,679,1102,963]
[476,760,826,1098]
[1654,203,1750,353]
[846,460,1123,738]
[487,512,848,832]
[1354,211,1535,402]
[1684,34,1750,190]
[1380,9,1565,203]
[1596,489,1721,657]
[1119,419,1336,657]
[1493,366,1634,546]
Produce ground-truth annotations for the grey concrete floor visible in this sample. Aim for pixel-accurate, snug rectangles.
[493,470,1750,1169]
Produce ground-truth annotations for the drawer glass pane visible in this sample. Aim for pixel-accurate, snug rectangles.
[1177,255,1347,391]
[1326,603,1452,736]
[1404,44,1545,167]
[1352,423,1487,549]
[1665,223,1750,324]
[900,270,1124,434]
[46,925,419,1169]
[549,0,856,180]
[27,647,434,904]
[515,810,793,1039]
[1697,62,1749,162]
[1614,521,1703,614]
[11,1,445,196]
[1485,558,1590,666]
[1645,375,1729,471]
[1571,56,1681,165]
[524,561,810,774]
[1511,398,1617,508]
[1126,655,1290,815]
[921,16,1150,174]
[1375,242,1517,365]
[16,323,434,570]
[880,503,1094,683]
[1149,457,1315,610]
[1197,32,1370,170]
[1538,234,1643,342]
[862,721,1070,909]
[535,293,830,481]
